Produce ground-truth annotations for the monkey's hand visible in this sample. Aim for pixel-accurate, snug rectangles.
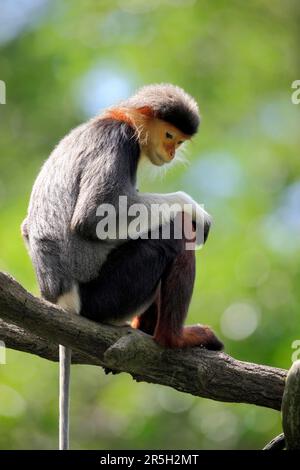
[176,192,212,245]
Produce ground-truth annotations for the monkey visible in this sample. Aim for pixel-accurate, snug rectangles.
[21,83,223,450]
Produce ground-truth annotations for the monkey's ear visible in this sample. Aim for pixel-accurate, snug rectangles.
[136,106,154,118]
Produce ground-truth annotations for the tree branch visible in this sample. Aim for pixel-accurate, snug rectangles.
[282,360,300,449]
[263,433,285,451]
[0,319,94,365]
[0,272,287,410]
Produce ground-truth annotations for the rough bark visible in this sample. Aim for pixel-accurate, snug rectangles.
[0,271,287,410]
[282,360,300,449]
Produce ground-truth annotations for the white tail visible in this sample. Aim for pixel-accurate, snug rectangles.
[59,345,72,450]
[57,284,80,450]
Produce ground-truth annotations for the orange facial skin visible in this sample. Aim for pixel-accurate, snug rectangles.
[104,107,190,166]
[143,118,189,165]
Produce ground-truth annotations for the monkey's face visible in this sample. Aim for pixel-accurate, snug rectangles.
[141,119,189,166]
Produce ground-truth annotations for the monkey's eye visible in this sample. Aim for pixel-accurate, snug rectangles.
[166,132,173,139]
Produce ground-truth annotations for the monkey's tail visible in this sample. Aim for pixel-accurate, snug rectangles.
[59,345,71,450]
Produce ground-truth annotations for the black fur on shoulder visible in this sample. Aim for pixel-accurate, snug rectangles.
[122,83,200,136]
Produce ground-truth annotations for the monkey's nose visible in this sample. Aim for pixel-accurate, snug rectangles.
[164,143,175,160]
[168,149,175,160]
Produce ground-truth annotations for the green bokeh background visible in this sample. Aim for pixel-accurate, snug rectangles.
[0,0,299,450]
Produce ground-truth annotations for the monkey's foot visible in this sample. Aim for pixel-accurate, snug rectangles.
[182,325,224,350]
[155,325,224,350]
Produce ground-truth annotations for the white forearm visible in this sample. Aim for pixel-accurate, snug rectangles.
[129,191,207,236]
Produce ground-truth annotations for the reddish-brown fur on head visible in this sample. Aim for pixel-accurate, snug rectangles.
[104,109,135,126]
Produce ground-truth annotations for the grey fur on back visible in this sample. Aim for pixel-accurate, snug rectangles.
[22,117,139,302]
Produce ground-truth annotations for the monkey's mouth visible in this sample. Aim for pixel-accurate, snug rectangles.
[152,152,166,166]
[155,152,173,166]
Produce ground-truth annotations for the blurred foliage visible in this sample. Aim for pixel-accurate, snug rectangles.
[0,0,300,450]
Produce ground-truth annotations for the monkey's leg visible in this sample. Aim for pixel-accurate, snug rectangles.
[152,249,222,350]
[130,215,223,350]
[153,217,223,350]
